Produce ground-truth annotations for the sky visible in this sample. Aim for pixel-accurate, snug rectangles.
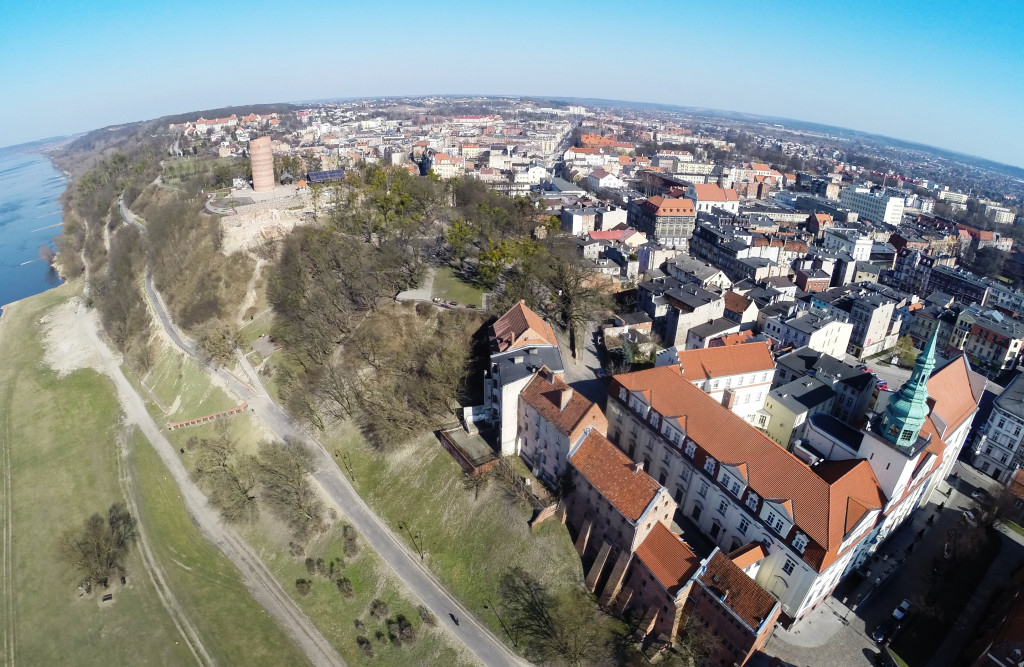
[1,0,1022,167]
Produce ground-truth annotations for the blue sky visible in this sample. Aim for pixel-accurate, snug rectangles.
[1,0,1021,167]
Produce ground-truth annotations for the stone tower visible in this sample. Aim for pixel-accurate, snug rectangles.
[881,331,937,447]
[249,136,274,193]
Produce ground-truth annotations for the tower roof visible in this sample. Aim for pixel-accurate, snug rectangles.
[883,330,937,446]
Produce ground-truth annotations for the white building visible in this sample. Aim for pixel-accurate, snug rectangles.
[839,187,905,225]
[823,228,873,262]
[764,313,853,360]
[972,373,1024,482]
[430,153,465,179]
[654,342,776,423]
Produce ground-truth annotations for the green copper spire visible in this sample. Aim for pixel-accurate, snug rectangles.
[881,331,937,447]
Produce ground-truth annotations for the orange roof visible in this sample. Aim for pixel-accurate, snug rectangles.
[635,523,701,595]
[674,343,775,382]
[570,430,661,522]
[490,301,559,353]
[692,184,738,202]
[927,356,984,437]
[610,366,886,570]
[728,542,769,570]
[712,331,755,347]
[642,195,695,217]
[1009,469,1024,501]
[699,552,777,629]
[521,370,607,442]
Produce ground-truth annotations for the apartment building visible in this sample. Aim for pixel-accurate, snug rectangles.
[949,307,1024,375]
[774,347,877,425]
[763,312,853,359]
[483,301,564,454]
[762,377,835,447]
[630,196,697,248]
[839,187,905,225]
[972,374,1024,482]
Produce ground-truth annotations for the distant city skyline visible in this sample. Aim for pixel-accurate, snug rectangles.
[2,1,1021,168]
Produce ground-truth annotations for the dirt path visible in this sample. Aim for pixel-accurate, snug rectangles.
[51,300,343,667]
[114,430,214,667]
[236,259,265,324]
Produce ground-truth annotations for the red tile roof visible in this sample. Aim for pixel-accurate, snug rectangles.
[570,430,661,522]
[927,356,984,437]
[521,370,607,442]
[699,552,778,630]
[609,366,886,570]
[692,184,739,202]
[673,342,775,382]
[490,301,559,352]
[724,291,754,314]
[635,523,701,595]
[641,196,695,217]
[712,331,756,347]
[728,542,769,570]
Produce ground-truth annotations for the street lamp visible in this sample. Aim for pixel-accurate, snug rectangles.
[397,521,424,561]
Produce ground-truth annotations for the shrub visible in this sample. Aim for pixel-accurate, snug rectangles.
[336,578,354,598]
[356,636,374,658]
[369,598,389,620]
[418,605,436,626]
[305,558,316,574]
[295,578,312,596]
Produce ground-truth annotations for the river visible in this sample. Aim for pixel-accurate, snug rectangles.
[0,146,66,307]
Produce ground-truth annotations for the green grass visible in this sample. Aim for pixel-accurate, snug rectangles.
[237,518,472,666]
[323,424,587,646]
[0,284,193,665]
[126,428,307,665]
[432,265,485,307]
[142,347,238,420]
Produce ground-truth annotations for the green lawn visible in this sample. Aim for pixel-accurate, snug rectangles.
[0,284,193,665]
[126,428,307,665]
[141,347,238,420]
[432,265,485,307]
[322,424,587,647]
[237,517,472,666]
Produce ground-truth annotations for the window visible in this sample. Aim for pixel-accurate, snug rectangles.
[731,481,742,496]
[793,533,808,553]
[649,411,660,428]
[782,558,796,575]
[619,387,628,401]
[999,418,1007,429]
[698,482,709,498]
[685,441,696,458]
[746,493,759,512]
[766,511,777,526]
[721,474,732,490]
[717,500,728,515]
[738,518,750,535]
[691,505,702,521]
[704,457,716,476]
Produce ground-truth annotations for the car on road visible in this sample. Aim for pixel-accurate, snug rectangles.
[963,509,980,525]
[892,598,912,620]
[876,381,889,391]
[971,489,990,502]
[872,619,901,644]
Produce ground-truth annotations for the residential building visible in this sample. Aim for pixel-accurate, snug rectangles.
[949,307,1024,375]
[723,291,759,330]
[763,312,853,359]
[687,184,740,215]
[561,207,599,235]
[654,342,775,423]
[685,318,741,349]
[662,283,726,348]
[823,228,873,262]
[630,196,697,248]
[762,377,836,447]
[665,255,733,292]
[483,301,564,454]
[516,368,608,487]
[926,265,991,305]
[972,374,1024,482]
[838,187,905,225]
[430,153,465,179]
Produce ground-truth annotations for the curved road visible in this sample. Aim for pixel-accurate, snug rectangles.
[129,199,523,667]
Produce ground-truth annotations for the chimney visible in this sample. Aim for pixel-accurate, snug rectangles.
[632,461,644,474]
[559,388,573,411]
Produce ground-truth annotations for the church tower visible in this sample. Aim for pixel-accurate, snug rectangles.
[881,331,937,447]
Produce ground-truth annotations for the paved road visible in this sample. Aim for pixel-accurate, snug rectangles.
[142,258,522,667]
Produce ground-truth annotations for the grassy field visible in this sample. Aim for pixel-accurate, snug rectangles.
[237,519,472,667]
[323,424,587,643]
[125,428,307,665]
[139,347,238,420]
[432,265,486,307]
[0,285,193,665]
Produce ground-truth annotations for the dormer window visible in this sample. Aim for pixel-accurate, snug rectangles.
[685,441,696,458]
[649,411,660,428]
[704,456,716,476]
[793,533,808,554]
[619,387,628,401]
[746,493,759,512]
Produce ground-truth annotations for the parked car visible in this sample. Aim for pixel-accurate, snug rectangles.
[892,598,912,620]
[872,619,900,644]
[971,489,989,502]
[876,381,889,391]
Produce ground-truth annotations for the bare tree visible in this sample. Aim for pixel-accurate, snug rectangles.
[59,503,138,590]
